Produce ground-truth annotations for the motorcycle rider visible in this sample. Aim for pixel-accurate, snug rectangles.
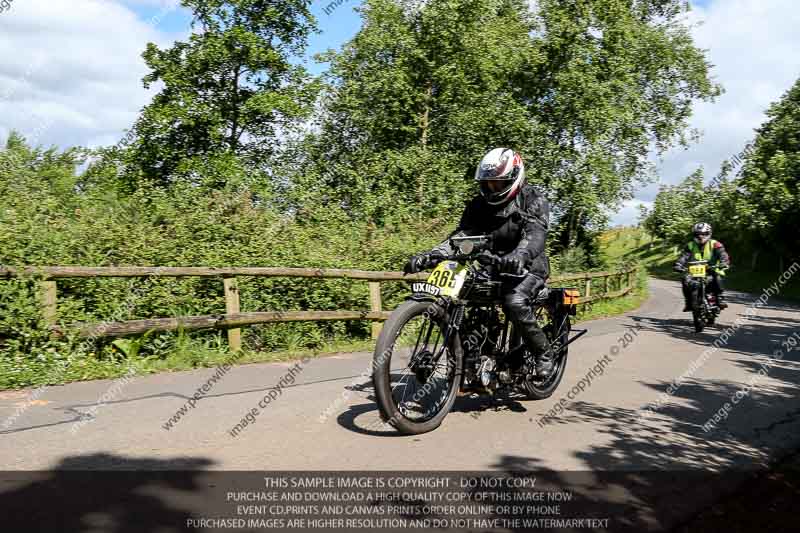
[673,222,730,311]
[403,148,555,377]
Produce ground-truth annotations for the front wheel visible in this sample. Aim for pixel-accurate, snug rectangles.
[692,308,705,333]
[372,299,463,435]
[521,304,570,400]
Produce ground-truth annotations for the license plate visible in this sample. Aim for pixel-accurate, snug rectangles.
[689,264,707,277]
[411,282,441,296]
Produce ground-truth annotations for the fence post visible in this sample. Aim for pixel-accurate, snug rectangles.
[369,281,382,340]
[583,277,592,312]
[223,276,242,352]
[603,274,609,296]
[40,280,57,326]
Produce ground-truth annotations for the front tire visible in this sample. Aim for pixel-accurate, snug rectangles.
[692,309,705,333]
[372,299,463,435]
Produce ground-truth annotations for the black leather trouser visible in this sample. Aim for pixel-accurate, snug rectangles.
[682,273,724,303]
[502,273,549,356]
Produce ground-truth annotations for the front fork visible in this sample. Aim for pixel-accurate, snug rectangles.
[698,281,706,311]
[690,279,706,311]
[410,299,463,380]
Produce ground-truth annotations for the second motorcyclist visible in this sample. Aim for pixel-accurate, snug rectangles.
[674,222,731,311]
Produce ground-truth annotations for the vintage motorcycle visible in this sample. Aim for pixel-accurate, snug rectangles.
[687,260,722,333]
[372,235,586,435]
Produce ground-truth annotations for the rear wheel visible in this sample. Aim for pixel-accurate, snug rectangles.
[521,304,570,400]
[372,299,463,435]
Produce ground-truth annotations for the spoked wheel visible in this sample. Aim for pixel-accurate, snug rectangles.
[692,288,705,333]
[521,304,570,400]
[372,300,463,435]
[692,308,705,333]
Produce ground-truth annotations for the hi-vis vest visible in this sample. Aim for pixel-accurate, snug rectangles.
[688,239,726,275]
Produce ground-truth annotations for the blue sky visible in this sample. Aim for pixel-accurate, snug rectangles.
[124,0,365,73]
[1,0,798,226]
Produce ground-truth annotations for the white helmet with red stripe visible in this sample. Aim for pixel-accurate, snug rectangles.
[475,148,525,205]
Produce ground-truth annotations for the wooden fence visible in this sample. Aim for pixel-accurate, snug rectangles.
[0,265,638,351]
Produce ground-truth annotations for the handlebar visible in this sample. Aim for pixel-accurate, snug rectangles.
[438,249,529,279]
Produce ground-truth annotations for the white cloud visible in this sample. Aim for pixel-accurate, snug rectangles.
[611,0,800,225]
[0,0,186,151]
[609,200,653,227]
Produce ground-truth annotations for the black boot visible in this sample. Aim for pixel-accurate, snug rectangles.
[517,320,552,378]
[717,294,728,309]
[535,348,555,378]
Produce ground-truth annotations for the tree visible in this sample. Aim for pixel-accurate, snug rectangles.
[296,0,537,223]
[126,0,319,189]
[524,0,721,246]
[732,77,800,269]
[298,0,721,244]
[647,76,800,272]
[643,169,711,247]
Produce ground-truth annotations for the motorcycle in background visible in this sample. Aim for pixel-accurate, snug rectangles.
[687,260,722,333]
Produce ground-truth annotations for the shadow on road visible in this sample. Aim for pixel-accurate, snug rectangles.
[626,310,793,358]
[457,455,765,532]
[335,378,528,436]
[2,453,215,533]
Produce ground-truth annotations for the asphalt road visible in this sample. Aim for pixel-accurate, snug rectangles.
[2,278,799,530]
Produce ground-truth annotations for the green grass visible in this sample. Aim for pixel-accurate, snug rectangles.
[0,333,379,391]
[724,267,800,301]
[2,276,654,391]
[598,226,677,278]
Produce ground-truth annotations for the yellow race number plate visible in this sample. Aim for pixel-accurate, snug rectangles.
[688,264,707,277]
[416,261,468,297]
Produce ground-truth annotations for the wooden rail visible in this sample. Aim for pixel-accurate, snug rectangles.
[2,265,638,349]
[0,266,423,281]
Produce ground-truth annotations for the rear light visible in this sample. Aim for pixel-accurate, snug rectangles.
[563,289,580,305]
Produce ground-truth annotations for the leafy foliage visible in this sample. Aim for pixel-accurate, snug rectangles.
[732,77,800,261]
[644,76,800,273]
[299,0,720,249]
[124,0,320,189]
[643,169,711,247]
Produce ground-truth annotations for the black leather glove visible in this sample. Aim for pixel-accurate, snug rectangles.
[499,252,526,276]
[403,252,443,275]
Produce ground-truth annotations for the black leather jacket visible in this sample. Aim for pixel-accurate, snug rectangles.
[431,184,550,278]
